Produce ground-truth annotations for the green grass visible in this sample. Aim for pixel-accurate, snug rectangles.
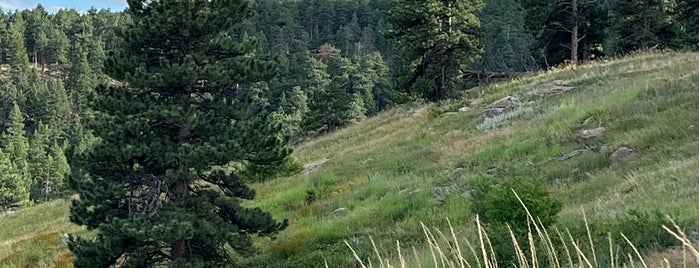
[248,51,699,267]
[0,199,82,268]
[3,51,699,267]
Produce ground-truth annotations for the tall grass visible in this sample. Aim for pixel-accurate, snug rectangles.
[345,190,699,268]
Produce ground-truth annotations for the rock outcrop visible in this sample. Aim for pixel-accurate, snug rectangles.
[303,158,329,175]
[536,80,575,98]
[479,96,522,123]
[611,147,634,163]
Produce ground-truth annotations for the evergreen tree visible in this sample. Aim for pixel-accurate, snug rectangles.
[6,13,30,71]
[676,0,699,48]
[359,52,392,113]
[28,121,51,201]
[46,140,69,201]
[64,42,96,116]
[0,149,25,210]
[68,1,288,267]
[387,0,484,100]
[610,0,678,52]
[475,0,536,71]
[23,4,50,65]
[41,23,69,73]
[0,103,30,207]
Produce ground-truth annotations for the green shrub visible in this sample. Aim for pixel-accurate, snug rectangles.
[470,176,563,266]
[470,176,563,230]
[240,155,303,182]
[595,210,685,256]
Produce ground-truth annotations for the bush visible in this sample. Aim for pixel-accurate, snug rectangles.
[469,176,563,266]
[593,210,686,257]
[470,176,563,230]
[240,155,303,182]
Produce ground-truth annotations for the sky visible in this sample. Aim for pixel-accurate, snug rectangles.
[0,0,127,13]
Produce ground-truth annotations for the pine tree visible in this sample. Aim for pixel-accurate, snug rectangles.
[27,121,51,201]
[610,0,678,52]
[23,4,50,65]
[475,0,536,71]
[68,1,289,266]
[0,149,25,210]
[387,0,484,100]
[6,13,30,71]
[0,103,30,207]
[64,42,96,116]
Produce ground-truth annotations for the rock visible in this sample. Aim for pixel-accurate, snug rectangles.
[486,167,498,176]
[303,158,329,175]
[611,147,634,163]
[331,207,350,217]
[556,148,592,161]
[535,80,575,98]
[444,112,459,116]
[407,189,423,198]
[577,127,607,144]
[479,96,522,123]
[458,107,472,112]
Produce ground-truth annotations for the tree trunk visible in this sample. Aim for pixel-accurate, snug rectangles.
[171,118,191,260]
[570,0,579,66]
[170,178,187,260]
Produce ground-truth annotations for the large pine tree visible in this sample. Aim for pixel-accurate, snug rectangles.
[68,1,289,266]
[387,0,484,100]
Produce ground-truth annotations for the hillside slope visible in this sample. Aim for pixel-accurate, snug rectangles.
[2,52,699,267]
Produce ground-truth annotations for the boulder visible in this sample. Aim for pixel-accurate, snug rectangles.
[303,158,329,175]
[536,80,575,98]
[556,148,592,161]
[478,96,522,123]
[331,207,350,217]
[458,107,472,112]
[611,147,634,163]
[577,127,607,144]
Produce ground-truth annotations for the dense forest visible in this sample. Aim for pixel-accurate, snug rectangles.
[0,0,697,266]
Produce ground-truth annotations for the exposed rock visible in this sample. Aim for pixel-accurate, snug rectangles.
[458,107,472,112]
[479,96,522,123]
[331,207,350,217]
[536,80,575,98]
[577,127,607,144]
[407,189,423,198]
[557,148,592,161]
[486,167,498,176]
[611,147,634,163]
[303,158,329,175]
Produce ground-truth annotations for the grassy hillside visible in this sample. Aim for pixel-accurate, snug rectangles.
[2,52,699,267]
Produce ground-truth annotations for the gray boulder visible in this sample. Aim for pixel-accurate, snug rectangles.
[536,80,575,98]
[479,96,522,123]
[577,127,607,144]
[303,158,329,175]
[331,207,350,217]
[611,147,634,163]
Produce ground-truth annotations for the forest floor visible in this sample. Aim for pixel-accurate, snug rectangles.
[2,51,699,267]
